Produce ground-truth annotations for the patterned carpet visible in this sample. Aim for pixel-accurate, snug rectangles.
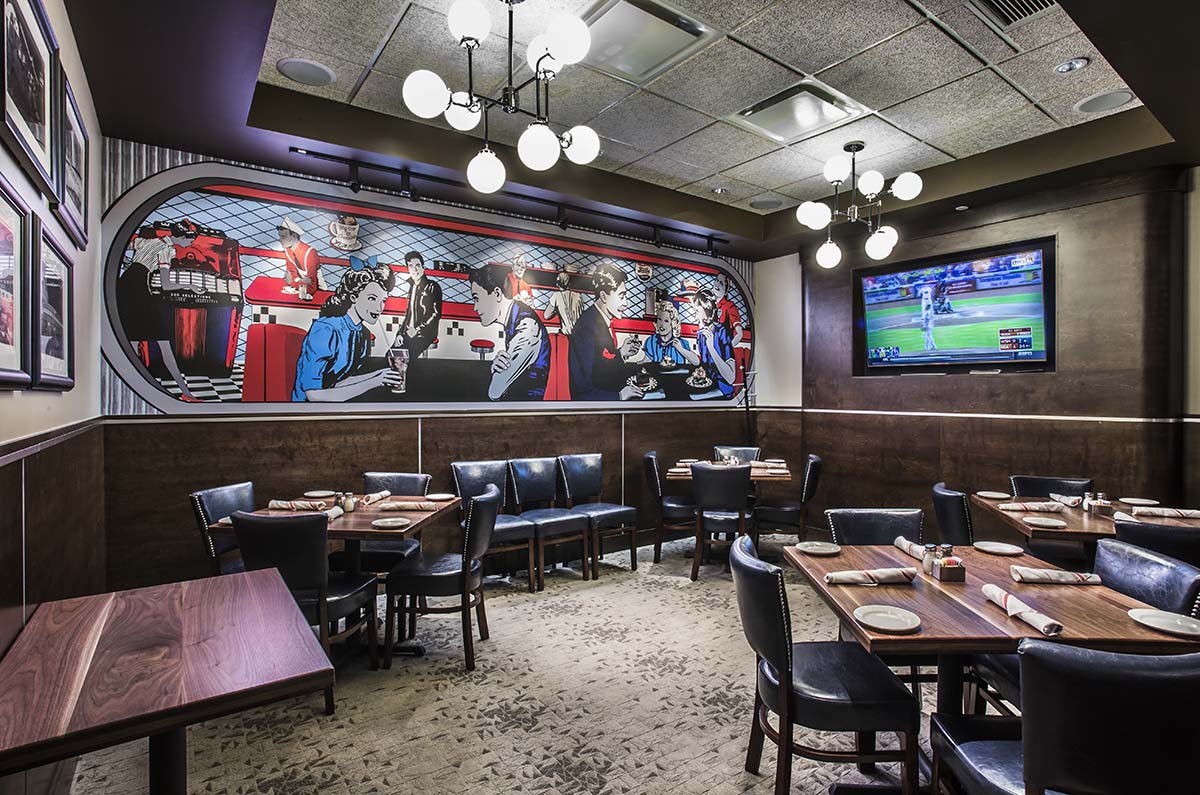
[73,537,924,794]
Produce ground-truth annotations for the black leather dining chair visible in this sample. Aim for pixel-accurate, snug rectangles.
[508,457,591,591]
[690,462,752,581]
[328,471,430,575]
[384,484,500,671]
[559,453,637,579]
[934,639,1200,795]
[1009,475,1093,498]
[643,451,695,564]
[451,459,537,593]
[932,482,974,545]
[826,508,923,546]
[190,481,254,575]
[713,445,761,464]
[754,453,822,541]
[1115,517,1200,569]
[230,510,378,714]
[730,536,920,795]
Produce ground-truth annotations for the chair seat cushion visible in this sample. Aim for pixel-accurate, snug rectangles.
[219,556,246,575]
[294,572,377,624]
[571,502,636,530]
[930,714,1024,795]
[757,642,918,733]
[462,514,536,543]
[972,652,1021,706]
[661,496,695,521]
[387,553,484,597]
[700,510,745,533]
[328,538,421,574]
[519,508,589,537]
[754,499,802,527]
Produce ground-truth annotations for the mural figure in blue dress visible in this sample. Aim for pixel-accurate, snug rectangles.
[292,255,400,401]
[468,263,551,401]
[692,288,737,397]
[568,263,644,401]
[637,299,699,367]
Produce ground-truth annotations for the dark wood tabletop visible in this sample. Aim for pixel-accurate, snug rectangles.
[784,544,1200,656]
[664,461,792,482]
[250,494,461,541]
[970,494,1200,542]
[0,569,333,779]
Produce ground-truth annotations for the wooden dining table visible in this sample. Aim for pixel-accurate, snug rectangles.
[971,494,1200,543]
[664,460,792,481]
[0,569,333,795]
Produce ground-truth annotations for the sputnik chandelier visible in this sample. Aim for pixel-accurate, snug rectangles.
[400,0,599,194]
[794,141,924,268]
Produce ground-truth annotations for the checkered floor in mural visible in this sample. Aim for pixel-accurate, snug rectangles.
[73,537,934,795]
[160,364,244,402]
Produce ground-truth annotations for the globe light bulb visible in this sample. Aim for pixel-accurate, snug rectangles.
[857,169,884,197]
[517,122,561,171]
[526,35,563,76]
[447,0,490,43]
[816,240,842,269]
[467,148,505,194]
[823,155,851,184]
[891,171,923,201]
[563,125,600,165]
[402,69,450,119]
[877,224,899,247]
[546,14,590,65]
[444,92,481,131]
[864,230,894,261]
[796,200,832,230]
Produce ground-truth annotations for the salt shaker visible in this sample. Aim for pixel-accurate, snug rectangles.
[922,544,938,575]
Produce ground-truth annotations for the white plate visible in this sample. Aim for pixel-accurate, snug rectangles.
[765,458,787,465]
[668,468,690,475]
[853,605,921,634]
[973,541,1025,556]
[1023,516,1067,529]
[214,516,233,526]
[1118,497,1160,506]
[976,491,1010,500]
[795,541,841,556]
[304,490,336,498]
[1128,608,1200,638]
[372,517,412,529]
[426,493,455,501]
[677,458,699,464]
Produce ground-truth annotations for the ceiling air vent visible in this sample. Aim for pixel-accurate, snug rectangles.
[967,0,1058,28]
[726,81,867,145]
[582,0,715,84]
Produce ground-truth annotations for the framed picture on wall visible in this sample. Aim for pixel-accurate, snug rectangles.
[52,71,85,247]
[0,0,58,200]
[0,170,29,388]
[31,217,71,390]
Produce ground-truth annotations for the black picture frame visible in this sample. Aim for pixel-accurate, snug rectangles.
[51,69,85,248]
[0,168,29,388]
[0,0,58,202]
[31,215,72,390]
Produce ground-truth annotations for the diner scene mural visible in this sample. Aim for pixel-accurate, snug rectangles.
[104,182,753,408]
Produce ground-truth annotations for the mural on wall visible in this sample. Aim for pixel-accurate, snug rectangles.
[103,176,753,411]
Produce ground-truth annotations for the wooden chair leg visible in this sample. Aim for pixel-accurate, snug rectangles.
[773,713,793,795]
[461,593,475,671]
[408,594,418,639]
[963,677,980,715]
[901,731,919,795]
[745,688,765,774]
[319,602,335,715]
[536,536,546,591]
[365,598,379,672]
[653,515,664,563]
[691,517,704,582]
[383,593,396,670]
[931,745,944,795]
[592,530,601,580]
[855,731,876,773]
[526,540,536,593]
[628,526,638,571]
[581,534,591,581]
[476,588,489,640]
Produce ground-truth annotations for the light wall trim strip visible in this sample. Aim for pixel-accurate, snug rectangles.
[758,406,1182,424]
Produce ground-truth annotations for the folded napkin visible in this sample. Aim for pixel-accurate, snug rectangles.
[998,501,1064,513]
[1131,506,1200,519]
[894,536,925,561]
[324,506,344,521]
[1010,565,1101,585]
[362,489,391,506]
[268,499,327,511]
[982,583,1063,636]
[380,501,438,512]
[1049,493,1083,508]
[1113,511,1138,523]
[824,567,918,586]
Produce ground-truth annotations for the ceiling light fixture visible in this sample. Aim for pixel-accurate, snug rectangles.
[955,205,970,211]
[711,186,729,195]
[402,0,598,194]
[794,141,923,267]
[276,57,337,87]
[1074,89,1134,114]
[1054,57,1089,74]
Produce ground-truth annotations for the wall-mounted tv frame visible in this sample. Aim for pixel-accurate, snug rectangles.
[852,236,1056,377]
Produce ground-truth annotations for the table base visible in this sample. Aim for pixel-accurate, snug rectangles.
[390,642,426,657]
[148,727,186,795]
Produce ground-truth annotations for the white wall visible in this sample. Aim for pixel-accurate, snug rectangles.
[0,0,102,444]
[751,252,802,407]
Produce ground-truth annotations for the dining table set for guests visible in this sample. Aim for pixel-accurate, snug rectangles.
[663,457,793,481]
[970,488,1200,543]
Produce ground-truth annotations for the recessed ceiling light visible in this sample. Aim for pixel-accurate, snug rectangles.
[711,186,729,195]
[955,205,970,211]
[1054,57,1090,74]
[1074,89,1134,114]
[749,198,783,210]
[276,57,337,87]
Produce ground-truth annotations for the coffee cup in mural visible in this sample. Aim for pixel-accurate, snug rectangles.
[328,216,363,252]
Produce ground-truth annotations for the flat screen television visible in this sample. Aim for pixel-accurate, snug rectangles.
[852,236,1056,376]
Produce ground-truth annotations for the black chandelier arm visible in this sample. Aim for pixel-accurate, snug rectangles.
[467,44,475,100]
[544,79,551,122]
[507,1,515,87]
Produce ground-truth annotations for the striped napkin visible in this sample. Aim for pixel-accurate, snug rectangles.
[824,567,918,586]
[894,536,924,561]
[268,499,327,511]
[363,489,391,506]
[380,501,438,512]
[1010,565,1101,585]
[324,506,344,521]
[1113,511,1138,523]
[1131,507,1200,519]
[1049,493,1083,508]
[998,501,1064,513]
[983,583,1063,636]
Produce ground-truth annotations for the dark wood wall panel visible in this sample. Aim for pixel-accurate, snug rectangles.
[0,461,21,658]
[754,410,805,503]
[1185,422,1200,507]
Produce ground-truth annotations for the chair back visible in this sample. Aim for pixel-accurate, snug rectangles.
[826,508,922,545]
[1094,539,1200,617]
[643,450,664,498]
[1114,518,1200,569]
[1010,475,1093,499]
[691,463,751,512]
[714,445,760,464]
[230,511,328,593]
[191,481,254,566]
[463,484,501,565]
[730,536,792,675]
[1019,638,1200,795]
[559,453,603,502]
[799,453,822,504]
[364,472,431,496]
[932,482,973,545]
[508,457,559,508]
[451,459,509,510]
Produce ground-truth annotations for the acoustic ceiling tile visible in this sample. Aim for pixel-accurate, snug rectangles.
[591,136,650,171]
[1041,91,1142,127]
[926,103,1059,158]
[588,92,711,151]
[817,23,984,110]
[666,0,777,32]
[678,175,763,204]
[881,69,1029,139]
[259,37,367,103]
[657,122,779,173]
[734,191,800,214]
[775,174,833,202]
[269,0,402,64]
[733,0,923,75]
[937,5,1017,63]
[523,65,637,128]
[999,33,1125,104]
[375,3,512,88]
[646,37,802,118]
[789,115,920,163]
[855,141,953,176]
[353,69,420,117]
[1005,7,1080,51]
[408,0,593,44]
[721,147,824,189]
[617,152,714,189]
